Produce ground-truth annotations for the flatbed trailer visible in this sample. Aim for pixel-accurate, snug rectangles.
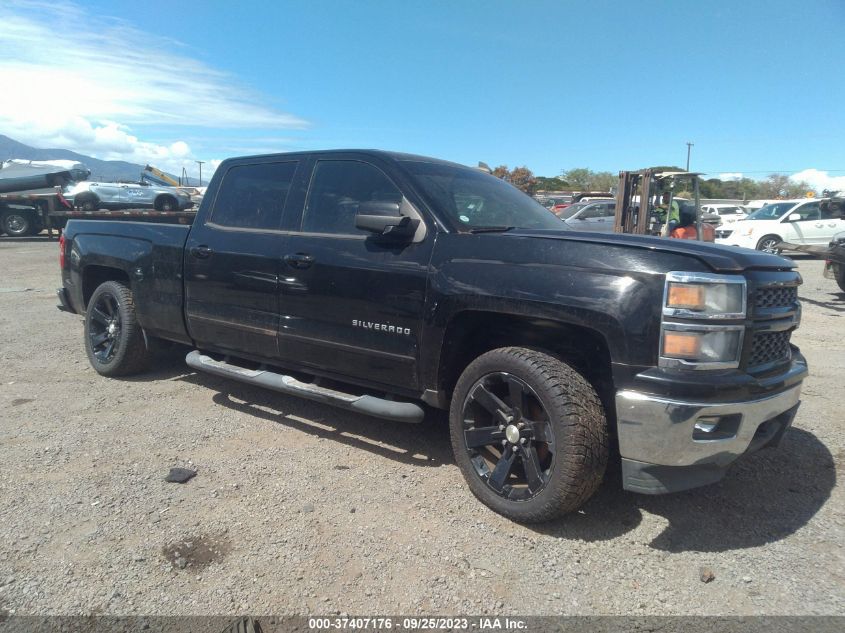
[1,188,196,238]
[0,187,70,238]
[55,208,196,225]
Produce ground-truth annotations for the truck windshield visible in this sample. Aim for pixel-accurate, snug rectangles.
[746,202,797,220]
[401,160,562,231]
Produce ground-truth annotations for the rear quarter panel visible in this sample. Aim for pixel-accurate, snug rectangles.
[65,220,191,343]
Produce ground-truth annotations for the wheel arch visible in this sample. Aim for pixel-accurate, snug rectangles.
[757,233,782,249]
[82,265,130,309]
[434,310,615,417]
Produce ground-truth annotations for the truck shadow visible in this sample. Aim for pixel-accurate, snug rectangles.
[531,427,836,552]
[179,372,454,468]
[798,292,845,310]
[167,365,835,552]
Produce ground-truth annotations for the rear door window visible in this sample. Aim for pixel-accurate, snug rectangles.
[210,161,299,230]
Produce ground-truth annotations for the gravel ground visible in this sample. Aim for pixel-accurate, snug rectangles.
[0,237,843,616]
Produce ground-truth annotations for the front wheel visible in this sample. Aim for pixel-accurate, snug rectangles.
[756,235,782,254]
[156,196,178,211]
[449,347,608,523]
[84,281,152,376]
[835,263,845,293]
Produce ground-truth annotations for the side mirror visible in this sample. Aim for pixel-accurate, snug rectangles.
[355,201,417,238]
[786,213,800,222]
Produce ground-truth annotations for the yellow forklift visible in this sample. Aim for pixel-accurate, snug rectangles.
[613,169,711,241]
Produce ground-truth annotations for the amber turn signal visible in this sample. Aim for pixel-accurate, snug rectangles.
[663,331,701,358]
[666,283,705,310]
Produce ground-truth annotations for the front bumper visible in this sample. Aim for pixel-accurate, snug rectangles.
[616,380,802,494]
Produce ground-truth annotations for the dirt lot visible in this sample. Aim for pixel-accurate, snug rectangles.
[0,237,843,616]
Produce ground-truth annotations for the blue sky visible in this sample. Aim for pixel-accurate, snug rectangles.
[1,0,843,189]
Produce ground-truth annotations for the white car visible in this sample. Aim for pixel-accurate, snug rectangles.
[702,204,747,238]
[716,198,845,253]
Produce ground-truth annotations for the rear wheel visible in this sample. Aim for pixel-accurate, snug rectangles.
[449,347,608,523]
[76,195,98,212]
[756,235,782,254]
[84,281,152,376]
[2,210,36,236]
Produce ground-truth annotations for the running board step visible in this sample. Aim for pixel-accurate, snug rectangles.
[185,351,424,423]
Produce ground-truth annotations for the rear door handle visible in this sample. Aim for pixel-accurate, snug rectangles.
[284,253,315,269]
[190,245,213,259]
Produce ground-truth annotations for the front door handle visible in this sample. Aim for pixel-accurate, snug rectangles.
[284,253,315,269]
[190,245,213,259]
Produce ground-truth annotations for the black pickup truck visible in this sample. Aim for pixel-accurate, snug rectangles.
[57,150,808,522]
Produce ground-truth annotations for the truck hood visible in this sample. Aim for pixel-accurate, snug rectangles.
[505,229,795,273]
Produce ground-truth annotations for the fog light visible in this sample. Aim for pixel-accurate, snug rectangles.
[692,414,741,441]
[694,420,719,434]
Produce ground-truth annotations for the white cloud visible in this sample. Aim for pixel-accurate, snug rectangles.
[717,172,743,181]
[789,169,845,194]
[0,0,307,176]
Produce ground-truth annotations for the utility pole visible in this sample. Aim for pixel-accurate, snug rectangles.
[195,160,205,187]
[685,142,694,171]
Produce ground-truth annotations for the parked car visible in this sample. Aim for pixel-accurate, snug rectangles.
[823,230,845,292]
[58,149,807,523]
[702,203,746,224]
[558,199,616,231]
[65,181,193,211]
[717,198,845,253]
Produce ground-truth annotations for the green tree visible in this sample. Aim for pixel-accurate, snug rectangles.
[758,174,814,198]
[590,171,616,192]
[561,168,616,191]
[561,168,592,189]
[535,176,570,191]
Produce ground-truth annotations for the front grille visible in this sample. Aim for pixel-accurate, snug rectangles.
[749,330,791,367]
[755,286,798,310]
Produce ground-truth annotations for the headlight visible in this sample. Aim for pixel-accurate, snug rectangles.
[663,272,746,319]
[660,272,747,370]
[660,324,744,368]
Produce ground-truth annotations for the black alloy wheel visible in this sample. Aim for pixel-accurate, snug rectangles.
[462,372,554,501]
[87,291,122,363]
[449,347,608,522]
[83,281,152,376]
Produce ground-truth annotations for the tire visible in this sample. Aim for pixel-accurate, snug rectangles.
[2,210,36,237]
[835,264,845,293]
[76,195,99,212]
[756,235,782,254]
[156,196,178,211]
[84,281,152,376]
[449,347,608,523]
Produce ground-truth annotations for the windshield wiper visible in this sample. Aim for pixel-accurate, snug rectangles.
[468,226,516,233]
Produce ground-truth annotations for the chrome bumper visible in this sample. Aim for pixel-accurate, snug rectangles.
[616,383,802,468]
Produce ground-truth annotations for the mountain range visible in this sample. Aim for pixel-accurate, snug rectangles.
[0,134,200,185]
